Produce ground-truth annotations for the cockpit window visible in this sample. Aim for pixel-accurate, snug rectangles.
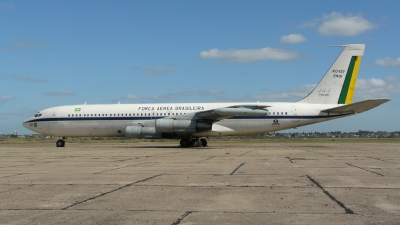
[34,113,42,117]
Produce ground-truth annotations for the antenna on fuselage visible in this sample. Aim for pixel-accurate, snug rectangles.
[84,101,87,105]
[118,101,121,104]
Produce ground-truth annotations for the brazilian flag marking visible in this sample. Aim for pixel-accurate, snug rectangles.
[338,56,362,104]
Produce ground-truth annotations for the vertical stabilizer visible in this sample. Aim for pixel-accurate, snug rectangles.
[298,44,365,104]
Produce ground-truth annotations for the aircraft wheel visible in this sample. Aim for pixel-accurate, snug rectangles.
[192,139,201,147]
[180,139,191,148]
[56,139,65,147]
[200,138,208,147]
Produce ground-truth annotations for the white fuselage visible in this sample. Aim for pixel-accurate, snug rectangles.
[23,102,347,138]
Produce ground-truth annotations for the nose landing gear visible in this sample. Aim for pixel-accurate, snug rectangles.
[56,138,66,147]
[180,138,207,148]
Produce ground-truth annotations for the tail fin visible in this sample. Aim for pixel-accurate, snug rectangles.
[298,44,365,104]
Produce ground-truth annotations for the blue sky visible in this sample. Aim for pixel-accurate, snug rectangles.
[1,1,400,135]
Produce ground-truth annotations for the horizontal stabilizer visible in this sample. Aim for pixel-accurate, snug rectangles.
[321,99,390,114]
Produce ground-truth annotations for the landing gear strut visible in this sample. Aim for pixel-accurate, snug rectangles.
[180,138,207,148]
[56,138,66,147]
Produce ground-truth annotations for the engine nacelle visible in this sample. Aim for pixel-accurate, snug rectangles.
[125,125,162,139]
[155,119,211,133]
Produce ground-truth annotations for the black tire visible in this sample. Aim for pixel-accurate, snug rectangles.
[192,139,200,147]
[200,139,208,147]
[180,139,191,148]
[56,140,65,147]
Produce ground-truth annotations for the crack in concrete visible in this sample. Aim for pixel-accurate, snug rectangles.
[345,163,384,176]
[93,162,150,174]
[111,158,133,162]
[171,211,193,225]
[230,163,245,175]
[61,173,163,210]
[306,175,354,214]
[367,157,399,164]
[238,150,252,157]
[0,184,34,194]
[286,157,293,163]
[197,156,215,163]
[302,149,333,157]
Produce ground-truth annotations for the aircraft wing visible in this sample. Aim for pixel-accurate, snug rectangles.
[174,104,270,123]
[321,99,390,114]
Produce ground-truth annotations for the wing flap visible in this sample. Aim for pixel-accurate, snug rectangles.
[321,99,390,114]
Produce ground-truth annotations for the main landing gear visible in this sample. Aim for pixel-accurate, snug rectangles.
[180,138,208,148]
[56,138,66,147]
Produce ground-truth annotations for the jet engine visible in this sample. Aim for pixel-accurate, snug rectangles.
[125,125,162,139]
[125,119,212,139]
[155,119,211,133]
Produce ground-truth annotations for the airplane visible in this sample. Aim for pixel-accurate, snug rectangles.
[23,44,389,147]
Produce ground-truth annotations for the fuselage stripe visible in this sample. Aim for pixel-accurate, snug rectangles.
[25,114,352,123]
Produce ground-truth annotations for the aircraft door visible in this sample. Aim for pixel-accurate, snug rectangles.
[291,106,300,122]
[48,108,59,134]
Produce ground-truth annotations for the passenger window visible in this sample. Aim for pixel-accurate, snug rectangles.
[68,114,70,117]
[285,112,287,115]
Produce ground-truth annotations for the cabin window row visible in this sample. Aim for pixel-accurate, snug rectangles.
[268,112,288,115]
[67,112,188,117]
[67,112,288,117]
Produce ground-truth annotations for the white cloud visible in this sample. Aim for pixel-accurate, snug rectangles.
[197,89,224,96]
[374,57,400,67]
[199,47,304,63]
[3,74,48,82]
[355,76,400,100]
[0,96,14,104]
[125,94,140,100]
[43,91,75,96]
[280,34,307,44]
[318,12,376,36]
[297,21,318,29]
[2,37,52,52]
[0,2,15,9]
[250,84,316,101]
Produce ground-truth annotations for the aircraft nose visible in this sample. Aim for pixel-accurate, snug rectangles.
[22,121,30,129]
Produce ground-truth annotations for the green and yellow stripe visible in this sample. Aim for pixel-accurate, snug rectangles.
[338,56,362,104]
